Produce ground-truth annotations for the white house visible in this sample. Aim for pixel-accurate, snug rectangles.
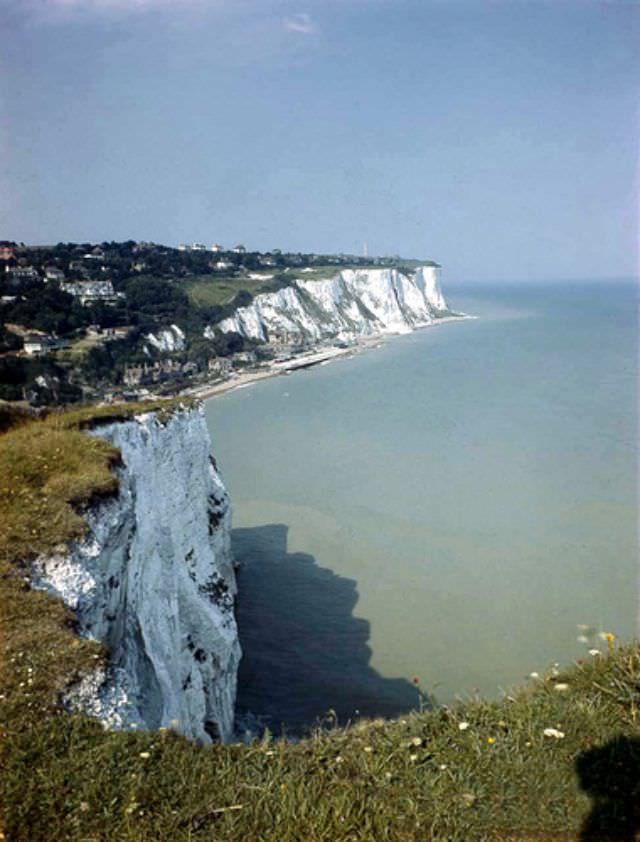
[44,267,65,283]
[24,334,55,356]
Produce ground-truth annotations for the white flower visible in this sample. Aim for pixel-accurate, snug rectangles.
[529,672,540,680]
[554,683,569,692]
[439,764,448,770]
[410,737,423,747]
[543,728,565,739]
[588,649,601,656]
[139,751,151,759]
[458,721,470,731]
[576,634,589,644]
[409,754,418,762]
[363,746,373,753]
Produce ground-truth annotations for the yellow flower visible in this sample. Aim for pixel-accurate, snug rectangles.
[280,783,286,791]
[487,737,495,745]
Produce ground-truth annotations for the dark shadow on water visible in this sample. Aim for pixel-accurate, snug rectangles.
[233,523,419,735]
[576,736,640,841]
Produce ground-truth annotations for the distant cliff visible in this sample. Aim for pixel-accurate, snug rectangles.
[207,265,456,346]
[31,405,240,743]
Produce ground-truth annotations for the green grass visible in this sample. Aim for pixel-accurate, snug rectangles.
[1,405,639,841]
[184,275,278,308]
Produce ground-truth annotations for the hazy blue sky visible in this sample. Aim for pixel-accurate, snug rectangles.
[1,0,638,280]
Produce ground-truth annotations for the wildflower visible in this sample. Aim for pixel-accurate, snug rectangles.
[265,750,276,756]
[554,683,569,692]
[385,771,392,779]
[363,746,373,753]
[79,802,89,813]
[588,649,601,656]
[409,754,418,762]
[543,728,565,739]
[599,631,615,642]
[139,751,150,759]
[487,737,495,745]
[280,784,286,791]
[462,793,476,807]
[576,634,589,644]
[529,672,540,680]
[439,764,447,770]
[335,756,344,764]
[410,736,423,747]
[525,741,531,747]
[458,721,470,731]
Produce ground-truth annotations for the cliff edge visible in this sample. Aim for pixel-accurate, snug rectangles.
[207,264,457,346]
[31,405,241,743]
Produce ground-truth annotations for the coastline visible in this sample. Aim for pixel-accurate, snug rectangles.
[183,312,476,402]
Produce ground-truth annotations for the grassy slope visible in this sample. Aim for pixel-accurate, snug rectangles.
[184,275,275,308]
[1,406,638,841]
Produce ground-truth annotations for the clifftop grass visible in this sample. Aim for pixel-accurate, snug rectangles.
[1,403,639,841]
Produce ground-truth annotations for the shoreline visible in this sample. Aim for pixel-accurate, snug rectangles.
[183,313,476,402]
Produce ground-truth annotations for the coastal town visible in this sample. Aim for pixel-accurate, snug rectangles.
[0,239,432,406]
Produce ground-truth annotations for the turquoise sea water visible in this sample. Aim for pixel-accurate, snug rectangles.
[205,280,638,733]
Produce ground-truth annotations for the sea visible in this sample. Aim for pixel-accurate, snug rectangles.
[205,279,638,734]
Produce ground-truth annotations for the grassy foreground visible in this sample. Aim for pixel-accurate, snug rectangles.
[1,404,639,841]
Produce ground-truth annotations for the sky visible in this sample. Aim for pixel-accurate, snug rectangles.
[1,0,638,281]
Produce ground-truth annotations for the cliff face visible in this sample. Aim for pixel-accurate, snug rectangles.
[32,406,240,744]
[210,265,452,345]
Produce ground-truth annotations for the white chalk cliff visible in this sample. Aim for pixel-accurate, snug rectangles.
[145,324,186,354]
[32,405,240,744]
[209,265,454,345]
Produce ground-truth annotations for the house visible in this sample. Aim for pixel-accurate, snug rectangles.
[178,244,189,252]
[232,244,246,254]
[61,280,123,306]
[23,333,56,356]
[214,260,234,272]
[210,244,223,253]
[191,242,207,252]
[258,255,277,267]
[7,266,39,285]
[44,266,65,283]
[208,357,232,377]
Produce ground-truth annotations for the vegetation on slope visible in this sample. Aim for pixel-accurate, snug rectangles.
[1,405,638,841]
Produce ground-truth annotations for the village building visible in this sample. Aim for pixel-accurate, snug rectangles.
[44,266,65,283]
[23,333,56,356]
[207,357,233,377]
[7,266,39,285]
[61,280,123,306]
